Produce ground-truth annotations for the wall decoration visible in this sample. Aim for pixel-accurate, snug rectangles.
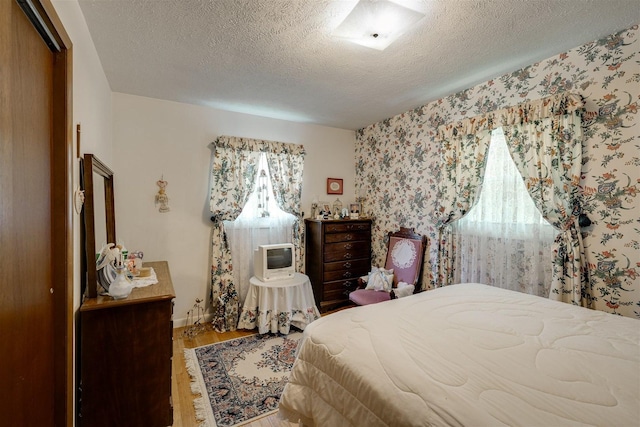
[74,187,85,214]
[76,123,82,159]
[155,176,170,213]
[327,178,343,195]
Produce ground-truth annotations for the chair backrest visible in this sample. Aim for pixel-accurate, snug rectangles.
[383,227,428,290]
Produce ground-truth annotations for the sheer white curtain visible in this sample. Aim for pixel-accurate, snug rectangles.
[224,153,295,303]
[452,128,557,297]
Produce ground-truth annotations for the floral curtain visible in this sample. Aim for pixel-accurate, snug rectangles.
[265,145,306,272]
[452,128,557,297]
[209,136,305,332]
[429,129,492,287]
[210,137,261,332]
[436,92,587,304]
[501,95,589,306]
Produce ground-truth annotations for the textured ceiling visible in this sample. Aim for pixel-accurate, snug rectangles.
[78,0,639,130]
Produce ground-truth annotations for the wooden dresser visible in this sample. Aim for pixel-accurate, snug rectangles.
[79,261,175,427]
[305,219,372,311]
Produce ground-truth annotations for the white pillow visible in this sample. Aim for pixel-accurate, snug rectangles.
[365,267,394,292]
[394,281,415,298]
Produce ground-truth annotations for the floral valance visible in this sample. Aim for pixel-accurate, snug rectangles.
[212,135,305,156]
[437,93,584,139]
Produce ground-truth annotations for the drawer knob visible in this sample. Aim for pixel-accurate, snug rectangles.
[345,234,353,240]
[344,243,353,250]
[344,262,352,268]
[343,253,352,259]
[343,271,353,278]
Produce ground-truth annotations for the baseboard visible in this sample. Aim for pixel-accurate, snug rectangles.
[173,312,214,328]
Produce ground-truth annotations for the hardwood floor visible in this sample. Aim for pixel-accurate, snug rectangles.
[171,325,297,427]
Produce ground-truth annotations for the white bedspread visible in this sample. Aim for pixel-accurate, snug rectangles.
[279,283,640,426]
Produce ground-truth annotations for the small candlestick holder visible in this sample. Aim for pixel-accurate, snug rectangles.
[356,196,367,218]
[182,299,207,339]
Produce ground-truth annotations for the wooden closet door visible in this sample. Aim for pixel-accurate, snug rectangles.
[0,1,72,425]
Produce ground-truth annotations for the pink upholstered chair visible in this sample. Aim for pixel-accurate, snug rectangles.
[349,227,427,306]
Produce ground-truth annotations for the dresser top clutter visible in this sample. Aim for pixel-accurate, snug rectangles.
[80,260,175,310]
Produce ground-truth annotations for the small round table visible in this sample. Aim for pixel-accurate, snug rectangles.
[238,273,320,334]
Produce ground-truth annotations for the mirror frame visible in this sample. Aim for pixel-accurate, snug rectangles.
[82,153,116,299]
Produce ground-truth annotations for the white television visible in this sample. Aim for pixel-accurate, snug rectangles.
[254,243,295,282]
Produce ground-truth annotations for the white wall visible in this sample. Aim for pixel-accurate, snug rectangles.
[52,0,113,163]
[50,0,113,311]
[112,93,356,325]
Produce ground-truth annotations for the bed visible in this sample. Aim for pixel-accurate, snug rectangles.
[278,283,640,426]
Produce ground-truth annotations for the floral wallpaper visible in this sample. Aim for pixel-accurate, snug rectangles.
[355,24,639,318]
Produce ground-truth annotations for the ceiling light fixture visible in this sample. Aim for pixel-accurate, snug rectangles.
[332,0,425,51]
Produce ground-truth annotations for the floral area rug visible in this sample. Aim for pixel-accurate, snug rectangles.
[184,332,301,427]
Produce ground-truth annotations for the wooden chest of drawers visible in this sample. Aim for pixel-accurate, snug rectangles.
[79,261,175,427]
[305,219,372,311]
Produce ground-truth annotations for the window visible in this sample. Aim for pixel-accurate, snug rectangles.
[234,154,293,222]
[225,153,295,302]
[452,128,557,296]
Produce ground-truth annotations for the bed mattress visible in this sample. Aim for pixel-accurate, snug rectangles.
[278,283,640,426]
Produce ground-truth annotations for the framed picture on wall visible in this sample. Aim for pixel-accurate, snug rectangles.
[327,178,343,195]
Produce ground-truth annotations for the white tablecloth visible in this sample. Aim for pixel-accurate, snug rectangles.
[238,273,320,334]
